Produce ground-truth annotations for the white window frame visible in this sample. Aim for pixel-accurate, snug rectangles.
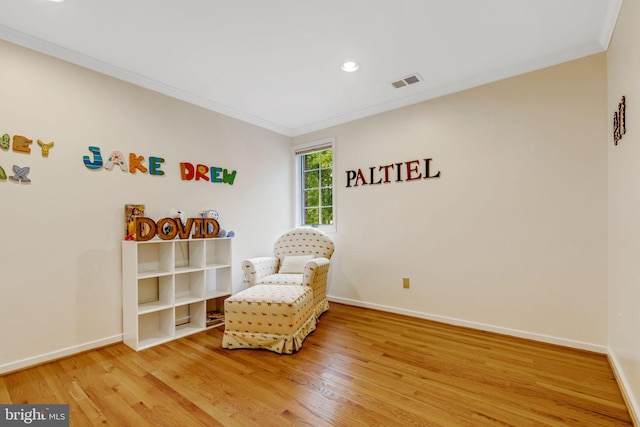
[293,137,336,233]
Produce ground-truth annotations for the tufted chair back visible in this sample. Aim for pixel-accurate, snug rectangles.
[273,227,334,261]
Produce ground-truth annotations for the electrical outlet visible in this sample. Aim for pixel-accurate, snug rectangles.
[403,277,410,289]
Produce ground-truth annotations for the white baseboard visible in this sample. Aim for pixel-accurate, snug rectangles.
[0,334,122,375]
[327,296,608,354]
[608,351,640,426]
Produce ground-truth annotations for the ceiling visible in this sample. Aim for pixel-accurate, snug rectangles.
[0,0,622,137]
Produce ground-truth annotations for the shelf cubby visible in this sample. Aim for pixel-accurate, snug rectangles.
[205,238,231,267]
[137,240,173,276]
[175,239,205,272]
[137,309,173,349]
[174,271,205,305]
[175,301,205,337]
[137,275,173,314]
[206,299,226,329]
[205,266,231,297]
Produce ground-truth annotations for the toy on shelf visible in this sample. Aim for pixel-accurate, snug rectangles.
[200,209,235,238]
[124,204,145,240]
[162,208,189,237]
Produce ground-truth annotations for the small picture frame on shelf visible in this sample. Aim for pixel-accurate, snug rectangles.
[124,204,145,240]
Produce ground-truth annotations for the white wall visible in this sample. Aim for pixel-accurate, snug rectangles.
[607,0,640,419]
[295,54,609,350]
[0,40,293,372]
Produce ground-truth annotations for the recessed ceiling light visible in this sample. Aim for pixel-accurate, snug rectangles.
[341,61,359,72]
[48,0,65,3]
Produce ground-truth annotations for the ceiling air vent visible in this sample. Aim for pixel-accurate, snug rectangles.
[391,74,422,89]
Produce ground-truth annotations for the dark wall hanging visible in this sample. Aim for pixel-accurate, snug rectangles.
[613,96,626,145]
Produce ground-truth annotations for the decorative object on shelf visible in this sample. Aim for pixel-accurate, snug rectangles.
[0,166,6,180]
[200,209,219,229]
[200,209,234,237]
[134,216,219,241]
[613,96,626,145]
[161,208,190,238]
[124,204,145,241]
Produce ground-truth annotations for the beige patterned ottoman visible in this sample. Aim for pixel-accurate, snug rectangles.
[222,285,316,354]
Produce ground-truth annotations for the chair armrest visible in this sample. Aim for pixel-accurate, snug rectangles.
[302,257,331,287]
[241,257,279,286]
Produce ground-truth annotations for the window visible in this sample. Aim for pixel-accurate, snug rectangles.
[295,137,335,231]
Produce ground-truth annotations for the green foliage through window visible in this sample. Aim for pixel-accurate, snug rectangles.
[301,148,333,226]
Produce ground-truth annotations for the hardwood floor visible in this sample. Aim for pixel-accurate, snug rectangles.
[0,303,633,426]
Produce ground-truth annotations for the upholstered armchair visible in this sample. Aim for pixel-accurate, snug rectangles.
[241,227,335,318]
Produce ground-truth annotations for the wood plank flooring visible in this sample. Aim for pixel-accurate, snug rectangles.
[0,303,633,426]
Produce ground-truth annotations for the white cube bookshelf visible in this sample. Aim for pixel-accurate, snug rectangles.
[123,237,232,351]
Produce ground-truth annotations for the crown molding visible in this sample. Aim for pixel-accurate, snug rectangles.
[598,0,623,49]
[0,25,294,137]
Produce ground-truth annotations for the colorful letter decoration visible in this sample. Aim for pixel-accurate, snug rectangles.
[12,136,32,154]
[37,140,54,157]
[149,157,165,176]
[133,217,219,241]
[1,132,56,184]
[9,165,30,183]
[0,134,9,150]
[105,151,127,171]
[129,153,148,174]
[179,162,237,185]
[83,146,165,177]
[83,146,104,170]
